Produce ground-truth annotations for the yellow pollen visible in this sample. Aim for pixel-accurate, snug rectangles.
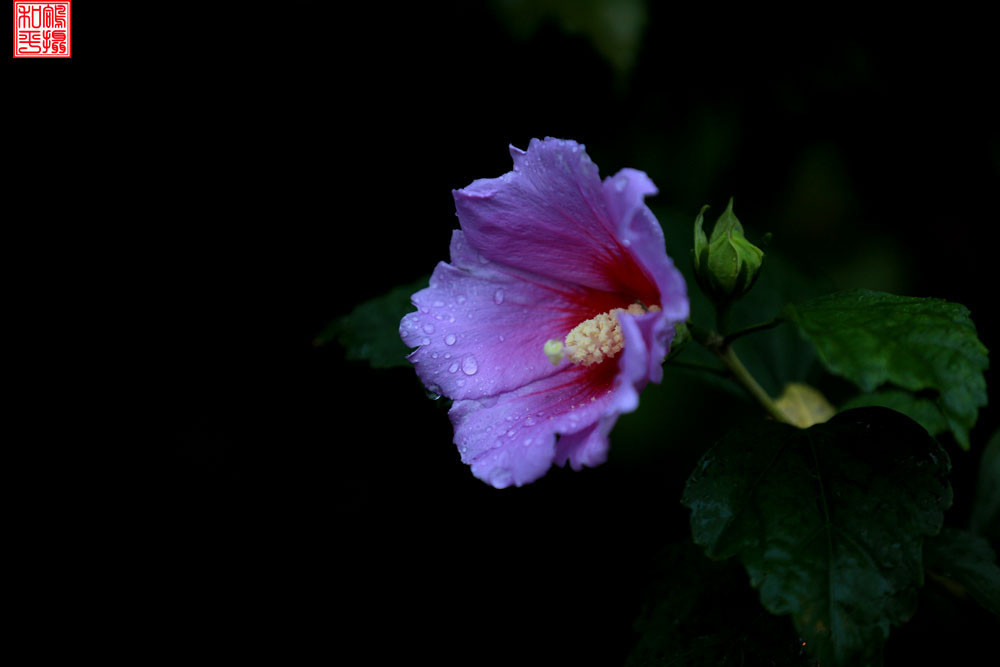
[544,303,660,366]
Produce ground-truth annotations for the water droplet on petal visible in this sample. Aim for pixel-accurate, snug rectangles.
[421,337,430,345]
[448,362,459,373]
[498,334,505,342]
[491,468,512,487]
[457,295,467,304]
[423,323,435,334]
[623,239,631,247]
[433,300,444,307]
[431,352,438,359]
[445,334,456,345]
[615,176,628,192]
[493,289,504,305]
[462,356,478,375]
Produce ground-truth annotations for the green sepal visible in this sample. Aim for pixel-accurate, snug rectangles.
[692,198,765,304]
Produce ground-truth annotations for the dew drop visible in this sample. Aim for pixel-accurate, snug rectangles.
[491,468,513,487]
[498,334,505,342]
[493,289,504,305]
[478,253,489,265]
[423,323,435,334]
[623,239,631,247]
[456,379,465,387]
[433,300,444,307]
[462,355,479,375]
[421,337,430,345]
[431,352,439,359]
[445,334,457,346]
[457,295,467,304]
[615,176,628,192]
[506,429,515,438]
[444,353,451,359]
[448,362,459,373]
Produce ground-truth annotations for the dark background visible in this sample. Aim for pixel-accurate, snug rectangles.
[11,2,997,663]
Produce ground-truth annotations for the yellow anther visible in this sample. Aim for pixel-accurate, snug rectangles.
[544,339,566,365]
[543,303,660,367]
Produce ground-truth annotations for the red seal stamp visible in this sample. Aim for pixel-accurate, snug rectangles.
[12,1,70,58]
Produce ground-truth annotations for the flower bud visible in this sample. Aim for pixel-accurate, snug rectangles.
[693,198,764,303]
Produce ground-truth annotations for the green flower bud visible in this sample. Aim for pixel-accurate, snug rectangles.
[692,198,764,303]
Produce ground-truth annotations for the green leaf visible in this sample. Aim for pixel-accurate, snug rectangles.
[840,389,949,438]
[971,430,1000,541]
[627,540,813,667]
[782,289,989,448]
[682,407,952,666]
[923,527,1000,617]
[314,276,428,368]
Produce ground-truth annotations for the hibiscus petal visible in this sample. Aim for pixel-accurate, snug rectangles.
[401,231,593,400]
[626,308,675,385]
[449,365,622,488]
[454,138,661,307]
[553,416,615,471]
[450,309,656,488]
[603,168,689,323]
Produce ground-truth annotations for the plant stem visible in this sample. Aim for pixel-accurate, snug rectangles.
[686,319,790,423]
[715,302,732,336]
[717,345,790,423]
[722,317,784,346]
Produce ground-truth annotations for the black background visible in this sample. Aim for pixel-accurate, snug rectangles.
[10,2,998,663]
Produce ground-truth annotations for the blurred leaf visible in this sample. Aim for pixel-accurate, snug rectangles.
[492,0,647,75]
[924,527,1000,617]
[627,540,813,667]
[783,289,989,448]
[314,276,428,368]
[971,430,1000,541]
[682,408,952,666]
[840,389,949,438]
[775,382,836,428]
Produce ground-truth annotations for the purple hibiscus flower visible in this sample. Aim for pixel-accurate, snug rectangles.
[400,138,689,488]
